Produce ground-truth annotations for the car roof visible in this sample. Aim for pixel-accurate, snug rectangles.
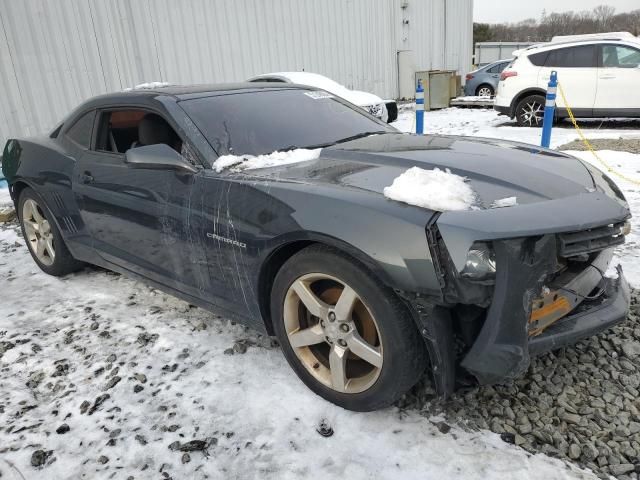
[88,82,313,104]
[518,34,640,56]
[482,59,511,68]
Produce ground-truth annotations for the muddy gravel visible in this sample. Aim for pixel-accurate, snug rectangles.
[559,138,640,154]
[401,291,640,479]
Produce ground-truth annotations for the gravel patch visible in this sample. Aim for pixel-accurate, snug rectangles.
[558,138,640,154]
[401,291,640,479]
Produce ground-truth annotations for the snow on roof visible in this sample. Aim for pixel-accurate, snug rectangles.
[383,167,477,212]
[123,81,172,91]
[519,32,640,55]
[213,148,322,173]
[551,31,638,43]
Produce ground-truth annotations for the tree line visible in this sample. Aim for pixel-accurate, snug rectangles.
[474,6,640,43]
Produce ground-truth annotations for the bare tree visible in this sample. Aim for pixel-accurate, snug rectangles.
[473,5,640,43]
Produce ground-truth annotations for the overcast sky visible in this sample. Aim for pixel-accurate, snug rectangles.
[474,0,639,23]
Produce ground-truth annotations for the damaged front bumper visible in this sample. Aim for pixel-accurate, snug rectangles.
[405,233,631,397]
[528,266,629,357]
[459,236,630,385]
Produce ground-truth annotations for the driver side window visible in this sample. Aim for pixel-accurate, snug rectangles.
[94,110,182,155]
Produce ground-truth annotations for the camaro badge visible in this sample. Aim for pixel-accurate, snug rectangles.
[206,232,247,249]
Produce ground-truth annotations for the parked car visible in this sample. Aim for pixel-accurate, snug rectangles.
[247,71,397,123]
[2,83,631,411]
[464,59,511,97]
[495,32,640,126]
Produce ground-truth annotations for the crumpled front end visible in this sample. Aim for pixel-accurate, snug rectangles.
[415,189,632,395]
[455,234,630,386]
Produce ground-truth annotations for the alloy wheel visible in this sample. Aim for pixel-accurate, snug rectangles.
[520,101,543,126]
[22,198,55,266]
[477,86,493,97]
[283,273,383,393]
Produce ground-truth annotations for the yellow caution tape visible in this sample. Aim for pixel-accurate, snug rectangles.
[557,82,640,186]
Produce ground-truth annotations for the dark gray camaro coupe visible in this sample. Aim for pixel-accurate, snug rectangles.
[1,83,632,411]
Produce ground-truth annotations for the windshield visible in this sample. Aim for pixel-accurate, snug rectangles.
[179,88,395,157]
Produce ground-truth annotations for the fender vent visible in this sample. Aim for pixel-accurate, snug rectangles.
[62,216,78,234]
[558,222,625,258]
[50,192,66,211]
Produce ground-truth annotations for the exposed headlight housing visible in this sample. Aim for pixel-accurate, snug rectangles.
[461,242,496,280]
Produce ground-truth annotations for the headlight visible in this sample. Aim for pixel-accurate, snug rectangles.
[366,104,384,118]
[461,242,496,280]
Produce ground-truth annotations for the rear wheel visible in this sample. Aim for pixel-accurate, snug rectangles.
[18,187,83,276]
[476,84,494,97]
[515,94,545,127]
[271,245,427,411]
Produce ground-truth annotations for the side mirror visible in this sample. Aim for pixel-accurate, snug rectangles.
[125,144,198,173]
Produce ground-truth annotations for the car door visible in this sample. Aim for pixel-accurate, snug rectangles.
[537,45,598,113]
[594,43,640,113]
[72,107,211,297]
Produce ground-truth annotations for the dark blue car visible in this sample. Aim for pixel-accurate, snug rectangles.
[464,59,511,97]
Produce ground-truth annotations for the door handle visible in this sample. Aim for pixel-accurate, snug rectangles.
[80,172,94,184]
[599,75,616,79]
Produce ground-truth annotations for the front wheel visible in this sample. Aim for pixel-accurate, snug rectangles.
[271,245,427,411]
[515,94,545,127]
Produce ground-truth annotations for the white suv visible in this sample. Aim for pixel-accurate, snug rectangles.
[494,32,640,126]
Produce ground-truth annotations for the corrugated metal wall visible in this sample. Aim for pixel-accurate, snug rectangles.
[0,0,472,147]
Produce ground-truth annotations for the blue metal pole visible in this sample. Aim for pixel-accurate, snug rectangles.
[416,80,424,134]
[540,70,558,148]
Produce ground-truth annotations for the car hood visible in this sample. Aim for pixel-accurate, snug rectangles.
[340,90,384,107]
[241,133,630,271]
[289,133,599,209]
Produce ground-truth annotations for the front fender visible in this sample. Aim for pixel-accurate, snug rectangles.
[251,181,442,295]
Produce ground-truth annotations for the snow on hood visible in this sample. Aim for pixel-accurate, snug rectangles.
[383,167,477,211]
[213,148,322,173]
[267,72,384,107]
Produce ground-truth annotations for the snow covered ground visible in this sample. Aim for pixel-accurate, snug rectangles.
[2,106,640,479]
[0,218,590,480]
[393,106,640,150]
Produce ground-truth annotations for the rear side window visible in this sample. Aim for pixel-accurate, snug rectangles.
[601,45,640,68]
[66,110,96,148]
[545,46,596,68]
[528,51,549,66]
[487,62,508,73]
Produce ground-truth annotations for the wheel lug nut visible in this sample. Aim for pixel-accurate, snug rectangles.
[328,312,336,322]
[320,320,325,328]
[337,339,347,347]
[339,323,349,332]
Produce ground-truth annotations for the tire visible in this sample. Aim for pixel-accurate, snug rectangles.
[270,244,427,411]
[515,94,545,127]
[475,84,494,97]
[18,187,83,276]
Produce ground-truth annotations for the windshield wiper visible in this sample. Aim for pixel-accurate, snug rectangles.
[278,131,388,152]
[316,131,388,148]
[278,144,303,152]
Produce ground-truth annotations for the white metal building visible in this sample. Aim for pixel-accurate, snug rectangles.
[0,0,473,147]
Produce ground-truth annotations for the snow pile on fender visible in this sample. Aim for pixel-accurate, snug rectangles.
[213,148,322,173]
[383,167,476,211]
